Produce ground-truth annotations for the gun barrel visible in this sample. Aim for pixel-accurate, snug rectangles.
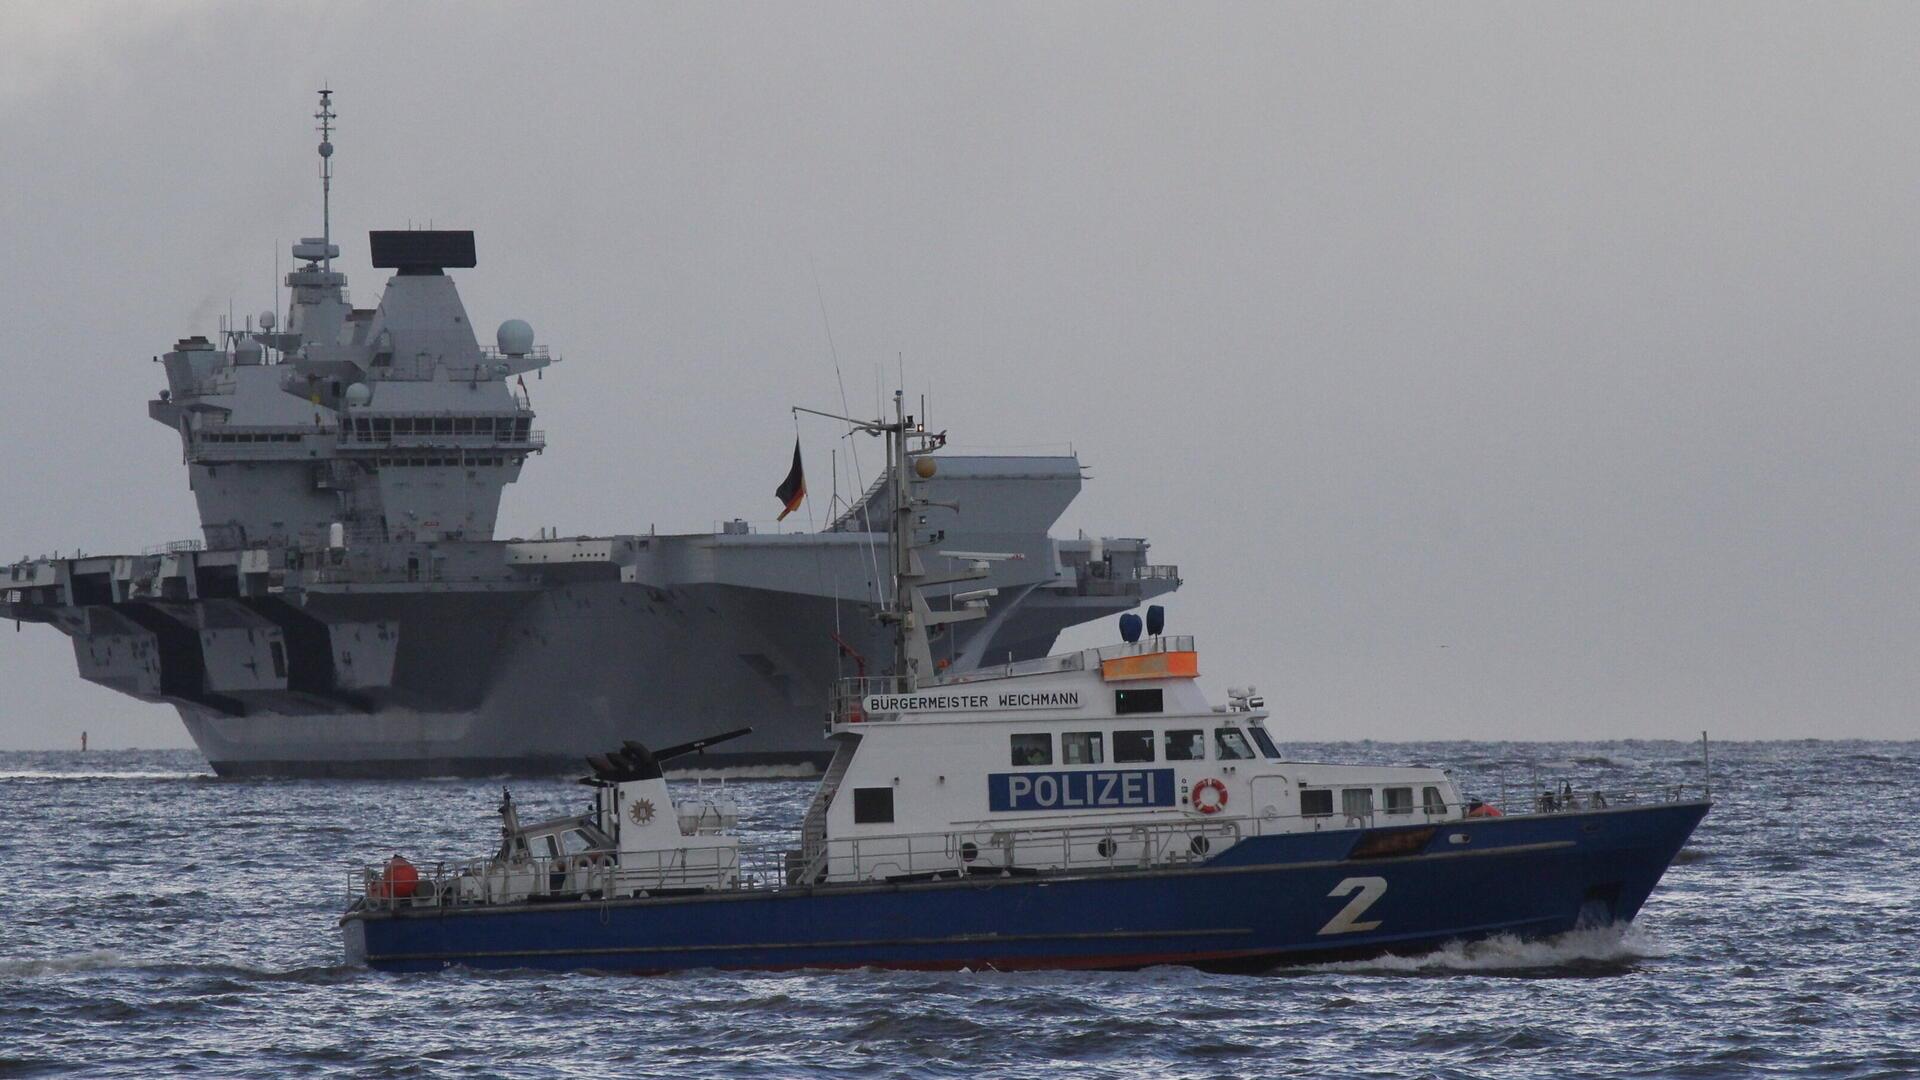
[654,726,754,763]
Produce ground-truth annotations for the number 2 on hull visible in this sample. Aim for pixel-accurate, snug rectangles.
[1317,876,1388,936]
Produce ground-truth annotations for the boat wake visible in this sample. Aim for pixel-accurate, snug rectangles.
[1301,926,1670,976]
[0,949,142,977]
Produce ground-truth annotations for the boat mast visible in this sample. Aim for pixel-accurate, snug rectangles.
[795,390,988,689]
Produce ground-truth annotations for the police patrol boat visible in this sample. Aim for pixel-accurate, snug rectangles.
[342,396,1710,973]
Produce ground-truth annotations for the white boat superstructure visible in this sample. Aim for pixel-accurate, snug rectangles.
[794,632,1469,884]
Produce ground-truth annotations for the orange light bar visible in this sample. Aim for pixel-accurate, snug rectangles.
[1100,650,1199,682]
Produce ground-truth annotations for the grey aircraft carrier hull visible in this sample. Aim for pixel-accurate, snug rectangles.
[8,458,1177,778]
[180,576,1143,778]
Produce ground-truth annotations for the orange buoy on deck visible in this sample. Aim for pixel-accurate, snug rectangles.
[373,855,420,899]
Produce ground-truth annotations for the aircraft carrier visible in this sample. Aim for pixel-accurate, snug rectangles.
[0,92,1179,777]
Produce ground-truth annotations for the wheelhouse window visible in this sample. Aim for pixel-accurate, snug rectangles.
[1383,787,1414,814]
[1115,688,1164,715]
[1061,732,1105,765]
[1113,729,1156,763]
[1247,725,1281,759]
[852,787,894,824]
[1214,728,1256,760]
[1010,733,1053,767]
[1423,786,1447,815]
[1164,729,1205,761]
[1301,789,1333,817]
[1342,788,1374,820]
[560,829,595,854]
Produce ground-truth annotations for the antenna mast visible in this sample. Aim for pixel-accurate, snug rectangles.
[315,88,336,272]
[794,393,987,688]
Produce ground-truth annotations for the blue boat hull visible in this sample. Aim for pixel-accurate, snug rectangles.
[344,801,1708,974]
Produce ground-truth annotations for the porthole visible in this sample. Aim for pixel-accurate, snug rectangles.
[1096,838,1117,858]
[1189,835,1211,856]
[959,842,979,863]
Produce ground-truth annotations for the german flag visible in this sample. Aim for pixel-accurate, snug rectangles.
[775,439,806,520]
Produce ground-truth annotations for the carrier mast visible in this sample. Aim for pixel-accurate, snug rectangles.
[316,88,336,273]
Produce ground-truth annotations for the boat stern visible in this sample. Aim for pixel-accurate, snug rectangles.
[342,913,369,966]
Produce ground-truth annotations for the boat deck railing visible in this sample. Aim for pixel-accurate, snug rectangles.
[351,815,1244,912]
[1091,636,1196,661]
[936,651,1092,686]
[1476,782,1702,819]
[350,783,1706,912]
[799,815,1243,886]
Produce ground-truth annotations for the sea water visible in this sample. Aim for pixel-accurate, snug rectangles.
[1,740,1914,1078]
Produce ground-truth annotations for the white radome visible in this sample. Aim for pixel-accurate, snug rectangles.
[496,319,534,356]
[344,383,374,407]
[258,310,277,330]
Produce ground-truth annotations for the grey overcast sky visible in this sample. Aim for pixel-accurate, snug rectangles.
[2,3,1914,750]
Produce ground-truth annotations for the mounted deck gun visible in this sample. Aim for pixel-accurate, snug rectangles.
[584,726,755,782]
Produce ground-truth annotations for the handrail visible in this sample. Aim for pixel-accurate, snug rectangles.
[1093,635,1195,660]
[824,472,890,533]
[351,784,1708,911]
[339,430,543,446]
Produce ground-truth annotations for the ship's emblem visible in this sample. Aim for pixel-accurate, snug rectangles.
[629,798,655,825]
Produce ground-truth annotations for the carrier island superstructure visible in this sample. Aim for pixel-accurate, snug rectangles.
[0,92,1178,777]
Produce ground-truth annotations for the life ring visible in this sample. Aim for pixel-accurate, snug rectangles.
[1192,778,1229,815]
[1466,803,1504,818]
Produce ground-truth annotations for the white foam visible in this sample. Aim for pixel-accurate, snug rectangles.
[0,949,139,977]
[1307,926,1669,974]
